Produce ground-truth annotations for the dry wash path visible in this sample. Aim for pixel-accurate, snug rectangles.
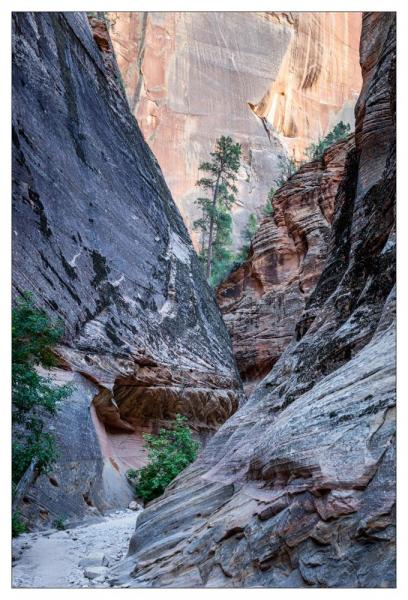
[12,509,141,588]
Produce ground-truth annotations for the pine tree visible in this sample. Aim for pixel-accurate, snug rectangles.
[193,136,241,279]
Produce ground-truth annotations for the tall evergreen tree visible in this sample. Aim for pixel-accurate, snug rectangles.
[193,136,241,279]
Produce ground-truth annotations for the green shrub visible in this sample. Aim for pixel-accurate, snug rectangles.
[305,121,351,161]
[263,188,275,216]
[53,515,67,530]
[12,512,27,537]
[12,293,73,486]
[274,154,298,188]
[126,468,138,480]
[134,415,200,503]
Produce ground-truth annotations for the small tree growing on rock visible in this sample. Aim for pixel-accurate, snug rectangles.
[193,136,241,280]
[305,121,351,161]
[132,415,200,503]
[263,187,275,216]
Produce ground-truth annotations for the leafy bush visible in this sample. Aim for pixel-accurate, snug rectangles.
[305,121,351,161]
[263,188,275,216]
[134,415,200,503]
[126,468,138,480]
[12,512,27,537]
[12,293,72,486]
[234,213,259,265]
[53,515,67,530]
[274,154,298,188]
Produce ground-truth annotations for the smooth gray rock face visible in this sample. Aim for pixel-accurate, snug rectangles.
[16,372,112,529]
[111,12,396,588]
[12,13,242,525]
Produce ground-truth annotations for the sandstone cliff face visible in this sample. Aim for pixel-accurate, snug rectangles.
[12,12,242,526]
[217,136,353,390]
[108,11,361,248]
[253,12,362,161]
[112,12,395,587]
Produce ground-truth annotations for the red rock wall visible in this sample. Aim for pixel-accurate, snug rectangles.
[217,136,354,390]
[111,13,395,588]
[108,12,362,249]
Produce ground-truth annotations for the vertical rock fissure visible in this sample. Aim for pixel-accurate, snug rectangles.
[131,12,148,113]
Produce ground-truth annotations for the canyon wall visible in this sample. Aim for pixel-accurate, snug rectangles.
[12,12,242,527]
[217,135,354,391]
[112,12,396,588]
[108,12,362,249]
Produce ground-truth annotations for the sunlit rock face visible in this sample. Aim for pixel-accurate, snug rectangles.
[111,12,395,588]
[12,12,242,526]
[252,12,363,160]
[108,11,361,248]
[217,136,353,391]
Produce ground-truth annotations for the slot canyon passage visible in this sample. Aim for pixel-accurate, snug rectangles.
[11,10,395,589]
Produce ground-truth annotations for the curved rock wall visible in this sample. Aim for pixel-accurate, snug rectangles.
[111,12,395,588]
[12,12,242,525]
[217,136,353,390]
[253,12,362,161]
[108,11,361,248]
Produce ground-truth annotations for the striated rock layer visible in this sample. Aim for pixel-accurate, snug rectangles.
[108,11,361,248]
[12,12,242,527]
[111,12,395,587]
[217,135,353,391]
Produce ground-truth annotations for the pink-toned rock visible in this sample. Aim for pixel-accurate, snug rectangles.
[108,12,361,248]
[217,136,353,390]
[111,12,396,588]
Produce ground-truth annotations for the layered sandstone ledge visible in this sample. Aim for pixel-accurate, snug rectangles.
[217,136,354,390]
[108,11,361,248]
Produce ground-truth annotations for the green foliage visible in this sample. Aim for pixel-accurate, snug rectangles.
[134,415,200,503]
[53,515,67,530]
[12,293,72,486]
[208,209,236,287]
[234,213,259,265]
[12,433,57,485]
[193,136,242,281]
[126,468,138,480]
[305,121,351,161]
[263,188,275,216]
[243,213,258,243]
[274,154,298,188]
[12,512,27,537]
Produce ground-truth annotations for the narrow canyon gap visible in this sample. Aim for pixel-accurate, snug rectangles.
[11,10,395,590]
[12,12,243,527]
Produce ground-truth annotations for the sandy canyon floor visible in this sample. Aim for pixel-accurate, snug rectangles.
[12,509,141,588]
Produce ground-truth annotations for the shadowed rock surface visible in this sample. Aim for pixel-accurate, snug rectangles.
[111,12,395,587]
[217,135,353,391]
[12,12,242,526]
